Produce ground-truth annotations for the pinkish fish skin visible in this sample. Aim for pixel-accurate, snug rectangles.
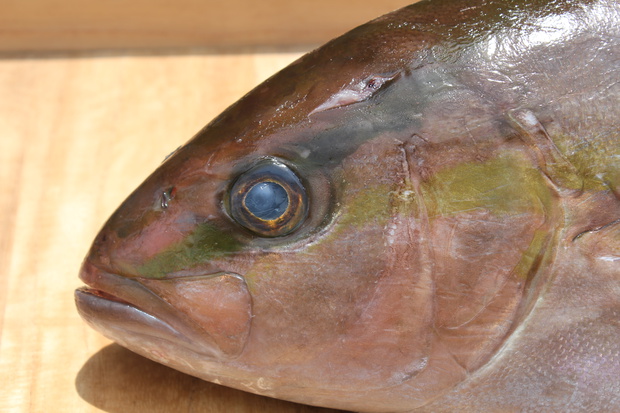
[76,0,620,411]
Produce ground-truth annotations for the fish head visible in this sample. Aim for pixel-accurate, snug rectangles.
[76,2,562,411]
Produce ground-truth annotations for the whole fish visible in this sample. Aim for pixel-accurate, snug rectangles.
[75,0,620,411]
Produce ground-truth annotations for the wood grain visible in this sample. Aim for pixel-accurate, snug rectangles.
[0,0,412,51]
[0,48,348,413]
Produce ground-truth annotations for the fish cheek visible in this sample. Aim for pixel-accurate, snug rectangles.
[238,136,435,391]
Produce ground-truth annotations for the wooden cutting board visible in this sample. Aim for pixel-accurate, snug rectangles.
[0,48,349,413]
[0,0,411,51]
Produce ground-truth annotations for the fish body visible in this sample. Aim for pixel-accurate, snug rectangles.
[76,0,620,411]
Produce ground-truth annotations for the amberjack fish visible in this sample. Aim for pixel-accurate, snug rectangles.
[76,0,620,411]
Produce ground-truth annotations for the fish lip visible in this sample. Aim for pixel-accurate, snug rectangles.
[75,259,227,359]
[74,286,194,352]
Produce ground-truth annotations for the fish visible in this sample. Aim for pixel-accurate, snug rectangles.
[75,0,620,411]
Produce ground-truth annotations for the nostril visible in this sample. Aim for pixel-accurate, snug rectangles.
[160,186,177,210]
[92,232,109,252]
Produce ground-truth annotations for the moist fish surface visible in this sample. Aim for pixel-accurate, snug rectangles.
[75,0,620,411]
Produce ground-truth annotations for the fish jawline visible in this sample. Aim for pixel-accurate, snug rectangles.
[75,262,226,360]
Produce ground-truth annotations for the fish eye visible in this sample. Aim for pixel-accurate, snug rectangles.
[229,160,308,237]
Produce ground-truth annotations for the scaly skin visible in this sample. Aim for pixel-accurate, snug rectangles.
[76,0,620,411]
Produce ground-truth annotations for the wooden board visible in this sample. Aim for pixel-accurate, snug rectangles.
[0,47,352,412]
[0,0,412,51]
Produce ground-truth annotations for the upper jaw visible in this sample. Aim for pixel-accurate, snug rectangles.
[76,259,253,360]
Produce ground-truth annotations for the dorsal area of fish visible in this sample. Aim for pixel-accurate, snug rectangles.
[75,0,620,411]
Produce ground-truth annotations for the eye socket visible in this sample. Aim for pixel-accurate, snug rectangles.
[229,160,308,237]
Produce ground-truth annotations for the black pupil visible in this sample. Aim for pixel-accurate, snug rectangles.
[245,182,289,220]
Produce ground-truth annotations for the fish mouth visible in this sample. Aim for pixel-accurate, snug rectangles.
[75,260,253,361]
